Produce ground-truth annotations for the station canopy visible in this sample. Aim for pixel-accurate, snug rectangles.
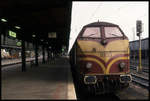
[0,0,72,52]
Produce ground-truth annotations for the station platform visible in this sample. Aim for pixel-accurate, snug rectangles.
[1,56,76,100]
[1,57,42,66]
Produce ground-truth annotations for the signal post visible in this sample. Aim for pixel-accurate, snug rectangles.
[136,20,143,73]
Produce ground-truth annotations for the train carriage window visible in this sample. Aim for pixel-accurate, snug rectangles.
[104,27,123,38]
[82,27,101,38]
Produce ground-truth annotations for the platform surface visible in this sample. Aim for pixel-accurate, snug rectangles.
[2,56,76,100]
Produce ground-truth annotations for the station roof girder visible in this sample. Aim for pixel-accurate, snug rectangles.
[0,0,72,51]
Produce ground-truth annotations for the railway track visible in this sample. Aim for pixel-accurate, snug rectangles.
[70,67,120,100]
[130,65,149,73]
[131,73,149,89]
[130,61,149,67]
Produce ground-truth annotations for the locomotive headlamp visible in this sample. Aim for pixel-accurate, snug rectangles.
[119,62,126,69]
[84,76,97,84]
[86,62,92,69]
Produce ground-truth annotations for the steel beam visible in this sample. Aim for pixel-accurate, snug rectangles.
[0,25,1,68]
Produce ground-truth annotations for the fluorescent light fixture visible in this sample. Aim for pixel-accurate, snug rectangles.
[1,18,7,22]
[32,34,36,37]
[15,26,21,29]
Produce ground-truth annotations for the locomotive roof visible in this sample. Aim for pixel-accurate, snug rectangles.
[83,21,119,27]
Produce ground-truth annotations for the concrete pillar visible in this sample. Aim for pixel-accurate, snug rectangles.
[42,45,45,63]
[47,48,50,62]
[0,24,6,67]
[21,39,26,72]
[35,42,38,66]
[0,26,1,67]
[3,30,6,45]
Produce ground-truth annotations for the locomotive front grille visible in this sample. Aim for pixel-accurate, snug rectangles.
[84,76,97,84]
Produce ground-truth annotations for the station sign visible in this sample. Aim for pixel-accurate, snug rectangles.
[48,32,57,38]
[8,30,16,38]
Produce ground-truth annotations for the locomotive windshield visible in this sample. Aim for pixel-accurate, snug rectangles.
[104,27,123,38]
[82,27,101,38]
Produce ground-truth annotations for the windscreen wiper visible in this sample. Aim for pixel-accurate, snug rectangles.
[110,33,120,37]
[87,33,96,37]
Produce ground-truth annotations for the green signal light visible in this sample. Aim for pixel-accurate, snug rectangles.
[62,48,64,52]
[17,42,22,46]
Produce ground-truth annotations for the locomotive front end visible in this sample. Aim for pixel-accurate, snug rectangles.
[75,21,132,94]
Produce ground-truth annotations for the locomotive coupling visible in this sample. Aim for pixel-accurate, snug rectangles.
[84,76,97,84]
[120,74,132,83]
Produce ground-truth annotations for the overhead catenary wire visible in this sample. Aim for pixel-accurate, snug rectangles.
[88,2,103,22]
[88,2,130,23]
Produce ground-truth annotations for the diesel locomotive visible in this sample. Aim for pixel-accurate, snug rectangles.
[69,21,132,94]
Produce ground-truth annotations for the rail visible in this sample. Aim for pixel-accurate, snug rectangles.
[131,73,149,89]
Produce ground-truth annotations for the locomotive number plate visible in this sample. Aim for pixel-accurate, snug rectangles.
[99,51,112,57]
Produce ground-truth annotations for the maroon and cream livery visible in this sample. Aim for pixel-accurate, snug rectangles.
[70,21,132,94]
